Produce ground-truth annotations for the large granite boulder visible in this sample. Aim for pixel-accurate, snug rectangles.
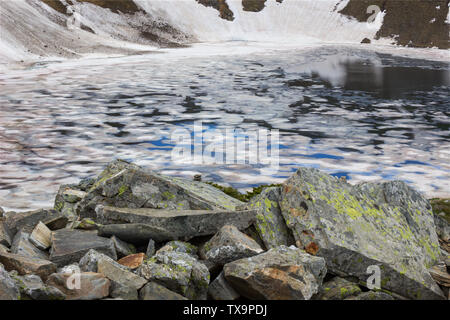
[137,251,210,300]
[77,160,244,218]
[247,187,295,249]
[223,246,326,300]
[279,167,444,299]
[95,206,256,241]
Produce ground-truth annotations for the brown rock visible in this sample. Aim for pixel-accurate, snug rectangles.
[117,253,145,269]
[46,272,110,300]
[0,252,56,280]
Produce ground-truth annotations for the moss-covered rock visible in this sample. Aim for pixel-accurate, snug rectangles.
[314,276,362,300]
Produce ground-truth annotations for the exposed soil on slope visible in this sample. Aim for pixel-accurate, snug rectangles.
[242,0,283,12]
[196,0,234,20]
[339,0,449,49]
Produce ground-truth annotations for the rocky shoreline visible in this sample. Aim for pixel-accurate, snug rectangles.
[1,159,449,300]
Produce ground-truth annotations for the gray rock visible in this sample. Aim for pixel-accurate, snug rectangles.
[111,236,136,258]
[157,241,198,257]
[137,251,210,300]
[96,205,256,241]
[208,272,240,300]
[98,223,173,244]
[0,221,12,247]
[97,256,147,290]
[29,222,52,250]
[12,274,66,300]
[146,239,156,257]
[77,159,244,218]
[346,291,395,300]
[46,272,110,300]
[0,244,8,254]
[434,214,450,242]
[139,282,187,300]
[72,218,99,231]
[50,229,117,267]
[0,263,20,300]
[0,207,3,217]
[279,167,444,299]
[10,231,49,260]
[314,277,362,300]
[223,245,326,300]
[54,185,86,219]
[247,187,295,249]
[44,215,69,231]
[0,251,56,280]
[200,225,263,266]
[79,249,110,273]
[4,208,64,235]
[110,281,138,300]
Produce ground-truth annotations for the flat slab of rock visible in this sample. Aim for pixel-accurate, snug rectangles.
[98,223,174,244]
[223,246,326,300]
[208,272,240,300]
[138,251,210,300]
[279,167,444,300]
[247,187,295,249]
[0,252,56,280]
[46,272,110,300]
[29,222,52,250]
[0,221,12,247]
[98,256,147,290]
[200,225,263,265]
[4,208,64,235]
[139,282,187,300]
[50,230,117,266]
[77,160,244,218]
[429,264,450,287]
[96,205,256,241]
[10,231,49,260]
[0,263,20,300]
[117,253,145,269]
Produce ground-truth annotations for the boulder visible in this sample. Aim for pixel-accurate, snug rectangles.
[208,272,240,300]
[4,208,64,235]
[77,159,244,218]
[247,187,295,249]
[0,221,12,247]
[139,282,187,300]
[279,167,444,299]
[29,222,52,250]
[10,231,49,260]
[50,230,117,266]
[97,256,147,290]
[429,263,450,288]
[314,277,362,300]
[200,225,263,266]
[111,235,136,258]
[44,216,69,231]
[110,281,138,300]
[95,205,256,240]
[223,246,326,300]
[346,291,394,300]
[79,249,109,273]
[46,272,110,300]
[0,252,56,280]
[117,253,145,269]
[72,218,100,231]
[146,239,156,257]
[11,274,66,300]
[98,223,173,244]
[0,263,20,300]
[54,185,86,219]
[137,251,210,300]
[157,241,198,257]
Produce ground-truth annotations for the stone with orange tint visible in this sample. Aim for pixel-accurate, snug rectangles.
[118,253,145,269]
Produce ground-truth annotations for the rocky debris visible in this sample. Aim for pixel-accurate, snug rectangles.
[117,253,145,269]
[11,273,65,300]
[157,241,198,257]
[0,252,56,280]
[97,255,147,290]
[361,38,371,44]
[137,251,210,300]
[0,221,12,247]
[79,249,108,273]
[10,231,49,260]
[95,205,256,240]
[98,223,173,244]
[0,263,20,300]
[139,281,187,300]
[433,212,450,253]
[247,187,294,249]
[54,185,86,219]
[77,159,244,218]
[279,167,444,300]
[208,271,240,300]
[29,222,52,250]
[4,208,64,235]
[110,281,138,300]
[44,215,68,231]
[72,218,99,231]
[50,230,117,266]
[200,225,263,266]
[46,272,110,300]
[111,235,136,258]
[429,263,450,288]
[223,246,326,300]
[314,277,362,300]
[146,239,156,257]
[346,291,395,300]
